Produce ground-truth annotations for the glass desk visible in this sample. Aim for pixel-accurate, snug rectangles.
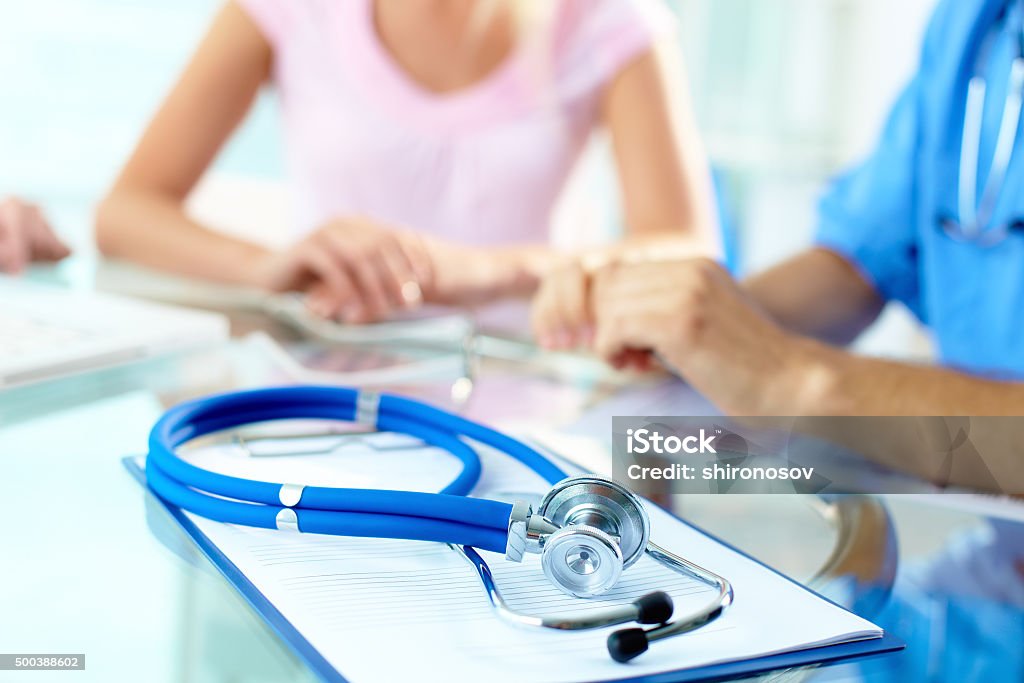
[1,320,1022,682]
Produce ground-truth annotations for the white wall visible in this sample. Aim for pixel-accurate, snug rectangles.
[675,0,938,358]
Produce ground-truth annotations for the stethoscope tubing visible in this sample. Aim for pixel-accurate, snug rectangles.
[146,386,569,550]
[147,462,511,551]
[145,385,734,660]
[946,0,1024,242]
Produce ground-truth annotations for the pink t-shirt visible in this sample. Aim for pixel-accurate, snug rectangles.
[237,0,675,245]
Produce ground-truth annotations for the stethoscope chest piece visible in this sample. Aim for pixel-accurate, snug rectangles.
[542,525,624,597]
[537,477,652,597]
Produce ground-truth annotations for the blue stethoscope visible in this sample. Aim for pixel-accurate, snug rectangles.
[941,0,1024,246]
[146,386,733,663]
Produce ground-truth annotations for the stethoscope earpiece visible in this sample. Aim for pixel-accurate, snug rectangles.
[607,628,650,664]
[632,591,675,624]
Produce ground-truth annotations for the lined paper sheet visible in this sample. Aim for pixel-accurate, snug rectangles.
[142,431,882,683]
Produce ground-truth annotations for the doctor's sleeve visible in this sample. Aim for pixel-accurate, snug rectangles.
[814,78,925,321]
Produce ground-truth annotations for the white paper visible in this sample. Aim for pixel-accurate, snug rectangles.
[149,433,882,683]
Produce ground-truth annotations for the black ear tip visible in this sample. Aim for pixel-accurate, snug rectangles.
[634,591,674,624]
[607,628,649,663]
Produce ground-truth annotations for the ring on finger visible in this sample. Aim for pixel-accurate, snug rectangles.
[401,280,422,305]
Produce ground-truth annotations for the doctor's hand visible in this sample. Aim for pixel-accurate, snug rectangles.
[530,238,716,351]
[0,197,71,274]
[589,259,826,415]
[256,218,430,324]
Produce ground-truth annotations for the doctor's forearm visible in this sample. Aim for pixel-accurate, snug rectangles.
[792,342,1024,416]
[744,249,885,345]
[95,188,270,287]
[785,345,1024,491]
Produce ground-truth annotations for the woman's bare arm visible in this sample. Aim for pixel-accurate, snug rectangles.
[531,41,720,347]
[95,1,273,286]
[602,42,719,253]
[96,1,401,314]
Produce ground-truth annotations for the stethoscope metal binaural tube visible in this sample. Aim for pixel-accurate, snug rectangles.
[606,543,734,663]
[451,545,674,631]
[454,540,733,663]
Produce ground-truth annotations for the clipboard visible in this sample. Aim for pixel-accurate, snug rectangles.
[123,457,904,682]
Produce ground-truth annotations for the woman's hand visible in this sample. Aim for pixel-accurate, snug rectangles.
[530,260,593,350]
[255,218,556,322]
[255,218,429,323]
[409,234,552,307]
[0,198,71,274]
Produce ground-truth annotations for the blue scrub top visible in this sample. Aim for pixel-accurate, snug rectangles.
[817,0,1024,378]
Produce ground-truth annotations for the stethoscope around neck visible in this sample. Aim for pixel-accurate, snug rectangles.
[940,1,1024,246]
[145,386,733,663]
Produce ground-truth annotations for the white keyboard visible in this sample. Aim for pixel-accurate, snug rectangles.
[0,278,229,387]
[0,313,96,357]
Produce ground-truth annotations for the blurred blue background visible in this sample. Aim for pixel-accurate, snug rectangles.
[0,0,283,204]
